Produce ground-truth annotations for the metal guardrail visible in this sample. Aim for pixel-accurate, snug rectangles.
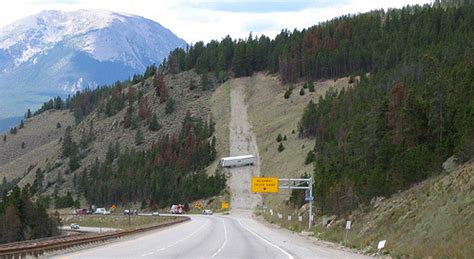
[0,216,190,258]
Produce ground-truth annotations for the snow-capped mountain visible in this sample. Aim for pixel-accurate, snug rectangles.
[0,9,186,120]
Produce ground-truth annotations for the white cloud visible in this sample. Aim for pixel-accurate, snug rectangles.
[0,0,432,44]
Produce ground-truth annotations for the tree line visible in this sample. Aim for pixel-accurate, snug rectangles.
[76,112,224,208]
[0,185,61,244]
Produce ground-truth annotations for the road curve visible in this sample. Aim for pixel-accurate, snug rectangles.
[55,213,366,259]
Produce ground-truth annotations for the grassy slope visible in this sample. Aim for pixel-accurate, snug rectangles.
[1,70,217,200]
[244,73,353,213]
[322,161,474,257]
[0,110,74,183]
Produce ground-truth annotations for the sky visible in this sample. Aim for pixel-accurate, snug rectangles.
[0,0,432,44]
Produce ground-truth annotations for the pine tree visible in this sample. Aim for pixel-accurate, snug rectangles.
[68,143,80,172]
[3,135,6,142]
[276,134,283,142]
[284,87,292,99]
[300,88,305,96]
[201,72,209,91]
[165,98,175,114]
[189,78,197,90]
[154,72,164,97]
[149,113,161,131]
[209,136,217,160]
[159,79,167,104]
[308,81,315,92]
[62,126,73,157]
[135,127,144,145]
[26,109,32,119]
[278,142,285,152]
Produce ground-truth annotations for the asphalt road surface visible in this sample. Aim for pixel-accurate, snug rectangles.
[55,212,366,259]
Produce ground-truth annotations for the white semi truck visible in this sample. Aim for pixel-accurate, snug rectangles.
[220,155,256,168]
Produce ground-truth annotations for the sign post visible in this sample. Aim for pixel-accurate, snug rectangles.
[344,220,351,244]
[247,174,313,230]
[278,177,313,230]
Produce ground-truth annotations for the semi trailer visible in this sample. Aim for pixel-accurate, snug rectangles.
[220,155,256,168]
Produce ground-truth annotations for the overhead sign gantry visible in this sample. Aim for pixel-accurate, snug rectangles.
[251,176,313,230]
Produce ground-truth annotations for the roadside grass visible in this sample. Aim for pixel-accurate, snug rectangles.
[205,80,231,177]
[61,215,177,230]
[306,162,474,258]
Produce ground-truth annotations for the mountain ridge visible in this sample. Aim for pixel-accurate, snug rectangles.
[0,9,187,120]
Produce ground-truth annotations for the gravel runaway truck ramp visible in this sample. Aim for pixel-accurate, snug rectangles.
[227,78,262,213]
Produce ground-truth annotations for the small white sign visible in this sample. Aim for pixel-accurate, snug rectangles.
[278,213,283,219]
[270,209,273,215]
[345,220,352,230]
[377,240,386,250]
[298,216,303,222]
[288,216,291,221]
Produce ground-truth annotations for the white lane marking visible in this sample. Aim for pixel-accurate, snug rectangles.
[237,219,294,259]
[211,218,228,258]
[155,217,211,252]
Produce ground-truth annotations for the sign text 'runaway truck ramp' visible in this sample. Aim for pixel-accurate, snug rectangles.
[251,177,278,193]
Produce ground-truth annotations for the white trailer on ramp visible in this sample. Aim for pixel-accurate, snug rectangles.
[220,155,256,168]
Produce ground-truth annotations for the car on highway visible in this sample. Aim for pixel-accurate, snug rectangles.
[152,211,160,216]
[202,209,213,215]
[70,223,80,230]
[94,208,111,215]
[170,204,184,214]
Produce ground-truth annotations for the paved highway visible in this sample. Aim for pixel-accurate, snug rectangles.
[56,212,366,258]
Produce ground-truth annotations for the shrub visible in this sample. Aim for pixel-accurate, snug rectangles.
[276,134,283,142]
[308,81,315,92]
[278,143,285,152]
[305,150,316,165]
[165,98,175,114]
[349,75,355,84]
[284,87,293,99]
[299,88,305,96]
[149,113,161,131]
[135,127,144,145]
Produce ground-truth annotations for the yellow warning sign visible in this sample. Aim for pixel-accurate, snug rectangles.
[221,201,230,209]
[251,177,278,193]
[194,202,202,209]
